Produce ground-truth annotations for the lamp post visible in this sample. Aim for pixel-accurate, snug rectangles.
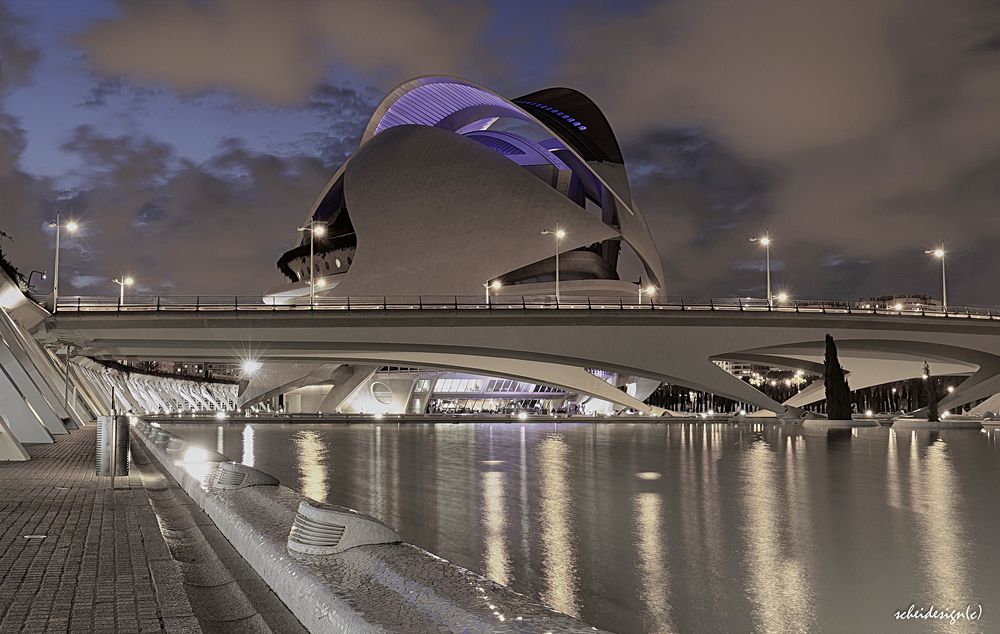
[541,221,566,303]
[296,220,327,305]
[47,213,79,312]
[924,245,947,311]
[749,229,771,306]
[112,276,134,304]
[638,285,656,305]
[27,270,47,289]
[484,280,501,304]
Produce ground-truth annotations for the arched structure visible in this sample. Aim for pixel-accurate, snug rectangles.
[270,76,664,302]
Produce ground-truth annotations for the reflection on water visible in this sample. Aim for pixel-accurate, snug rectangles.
[241,424,254,466]
[742,443,815,633]
[907,434,978,633]
[162,421,1000,634]
[293,430,328,502]
[538,433,580,617]
[482,470,510,585]
[632,492,673,633]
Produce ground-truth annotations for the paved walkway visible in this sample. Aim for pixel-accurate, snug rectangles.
[0,427,200,633]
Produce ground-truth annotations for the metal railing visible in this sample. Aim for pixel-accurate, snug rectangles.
[51,295,1000,320]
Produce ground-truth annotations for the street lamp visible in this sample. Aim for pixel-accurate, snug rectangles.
[27,270,47,289]
[47,213,79,312]
[296,220,327,305]
[541,221,566,303]
[749,229,772,306]
[241,359,262,376]
[924,244,947,311]
[483,280,501,304]
[638,285,656,305]
[112,276,134,304]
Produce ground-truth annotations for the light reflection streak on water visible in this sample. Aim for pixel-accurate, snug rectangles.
[216,425,224,454]
[909,434,975,631]
[482,471,510,585]
[886,428,903,510]
[519,426,531,582]
[632,492,674,633]
[371,425,385,519]
[537,434,579,617]
[241,424,255,466]
[294,430,328,502]
[784,431,815,626]
[742,442,815,633]
[698,426,725,625]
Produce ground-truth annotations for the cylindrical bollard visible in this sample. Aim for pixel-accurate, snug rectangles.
[96,415,129,476]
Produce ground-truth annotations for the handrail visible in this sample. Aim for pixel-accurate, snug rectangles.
[49,295,1000,320]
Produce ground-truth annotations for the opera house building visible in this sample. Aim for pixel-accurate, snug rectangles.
[252,76,664,415]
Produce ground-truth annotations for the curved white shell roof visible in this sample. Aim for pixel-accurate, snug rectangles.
[359,76,665,288]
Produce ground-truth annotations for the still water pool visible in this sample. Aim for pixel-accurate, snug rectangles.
[161,421,1000,633]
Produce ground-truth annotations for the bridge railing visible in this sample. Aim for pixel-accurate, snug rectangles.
[52,295,1000,319]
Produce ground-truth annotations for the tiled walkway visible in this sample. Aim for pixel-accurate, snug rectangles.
[0,427,200,633]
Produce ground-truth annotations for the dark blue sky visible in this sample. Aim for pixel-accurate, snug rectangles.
[2,0,999,302]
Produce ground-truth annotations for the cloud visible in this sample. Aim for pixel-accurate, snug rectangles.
[0,2,39,96]
[0,2,52,274]
[77,76,161,108]
[77,0,497,105]
[564,0,1000,302]
[37,127,334,296]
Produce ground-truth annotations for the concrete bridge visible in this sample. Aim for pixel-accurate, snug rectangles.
[33,294,1000,419]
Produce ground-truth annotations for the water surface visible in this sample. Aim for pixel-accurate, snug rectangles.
[162,421,1000,633]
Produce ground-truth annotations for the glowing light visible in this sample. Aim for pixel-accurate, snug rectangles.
[123,276,134,286]
[241,359,262,376]
[947,386,955,393]
[517,412,528,421]
[65,220,79,233]
[315,278,326,288]
[865,410,873,417]
[214,411,227,420]
[894,303,904,310]
[491,280,502,291]
[635,472,662,480]
[776,292,788,303]
[312,224,326,237]
[182,447,210,464]
[555,229,566,239]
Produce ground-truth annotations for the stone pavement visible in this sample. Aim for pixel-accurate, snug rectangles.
[0,426,200,633]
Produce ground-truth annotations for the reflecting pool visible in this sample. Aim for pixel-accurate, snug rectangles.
[161,421,1000,633]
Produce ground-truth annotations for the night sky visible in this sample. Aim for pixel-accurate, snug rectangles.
[1,1,999,302]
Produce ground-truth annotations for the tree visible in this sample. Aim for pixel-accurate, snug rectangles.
[824,334,853,420]
[923,361,940,422]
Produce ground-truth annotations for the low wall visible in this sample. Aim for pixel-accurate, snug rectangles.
[131,418,605,633]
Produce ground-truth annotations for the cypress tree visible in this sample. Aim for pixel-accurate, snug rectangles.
[824,334,853,420]
[923,361,940,422]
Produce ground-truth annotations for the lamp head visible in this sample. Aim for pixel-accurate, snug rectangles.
[490,280,502,290]
[65,220,79,233]
[555,229,566,239]
[312,224,326,237]
[124,276,134,286]
[776,292,788,303]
